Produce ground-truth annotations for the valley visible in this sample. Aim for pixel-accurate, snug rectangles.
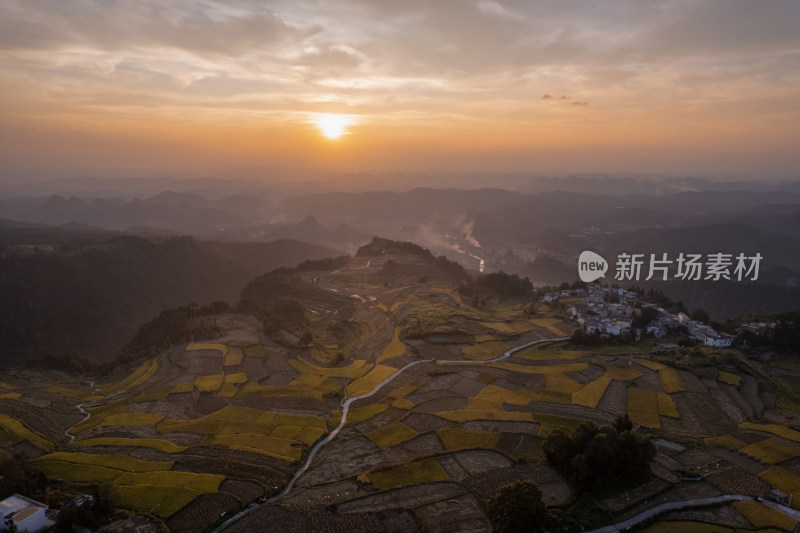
[2,240,800,531]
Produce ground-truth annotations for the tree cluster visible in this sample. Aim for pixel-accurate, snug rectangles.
[631,306,660,330]
[740,312,800,352]
[543,416,654,494]
[0,454,48,502]
[458,271,533,308]
[486,481,548,533]
[356,237,433,259]
[356,237,470,280]
[627,286,687,314]
[570,328,636,346]
[295,256,350,272]
[56,482,119,532]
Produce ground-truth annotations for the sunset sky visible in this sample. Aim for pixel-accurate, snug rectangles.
[1,0,798,182]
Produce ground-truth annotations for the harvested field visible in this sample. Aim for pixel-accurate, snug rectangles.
[338,482,467,514]
[34,452,172,472]
[463,465,557,499]
[572,376,612,408]
[704,434,747,450]
[226,505,309,533]
[601,361,642,380]
[368,458,450,490]
[0,414,53,451]
[740,438,800,464]
[709,447,768,475]
[192,374,222,392]
[436,408,531,423]
[437,427,499,452]
[529,317,567,336]
[205,433,301,462]
[347,404,389,424]
[657,392,679,418]
[732,500,797,530]
[758,466,800,500]
[706,467,770,498]
[167,492,240,533]
[567,364,606,385]
[219,479,264,503]
[596,379,628,417]
[116,485,203,518]
[635,359,665,371]
[678,370,708,393]
[659,367,686,393]
[116,470,224,492]
[739,422,800,443]
[402,413,452,433]
[308,511,384,533]
[628,387,661,428]
[348,365,398,396]
[176,454,283,488]
[462,341,509,361]
[99,358,160,395]
[718,371,741,386]
[71,438,186,453]
[224,348,244,367]
[35,460,123,483]
[364,423,418,449]
[243,344,266,358]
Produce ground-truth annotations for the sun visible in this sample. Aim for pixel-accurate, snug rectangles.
[314,114,352,139]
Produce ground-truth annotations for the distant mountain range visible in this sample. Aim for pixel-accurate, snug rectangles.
[3,176,800,321]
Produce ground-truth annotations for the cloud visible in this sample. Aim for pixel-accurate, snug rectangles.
[0,1,315,57]
[0,0,798,178]
[541,94,588,106]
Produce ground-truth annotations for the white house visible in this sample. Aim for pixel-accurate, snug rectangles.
[585,318,602,334]
[646,320,666,338]
[0,494,48,533]
[703,333,734,347]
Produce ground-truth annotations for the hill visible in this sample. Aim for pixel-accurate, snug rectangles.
[0,233,339,366]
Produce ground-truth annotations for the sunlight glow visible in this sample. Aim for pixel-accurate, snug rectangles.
[314,114,352,139]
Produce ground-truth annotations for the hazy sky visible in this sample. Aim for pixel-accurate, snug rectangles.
[1,0,798,181]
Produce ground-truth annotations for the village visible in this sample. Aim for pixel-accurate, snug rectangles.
[542,283,737,347]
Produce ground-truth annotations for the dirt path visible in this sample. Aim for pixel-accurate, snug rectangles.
[64,379,97,443]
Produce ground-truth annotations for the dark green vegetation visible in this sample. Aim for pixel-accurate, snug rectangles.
[486,481,547,533]
[1,453,48,503]
[0,230,337,367]
[55,482,119,533]
[459,271,533,308]
[742,312,800,352]
[357,237,469,279]
[544,416,655,494]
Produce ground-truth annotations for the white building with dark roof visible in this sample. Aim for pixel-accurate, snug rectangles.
[0,494,48,533]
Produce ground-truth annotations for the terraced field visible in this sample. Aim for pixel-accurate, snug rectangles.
[2,251,798,533]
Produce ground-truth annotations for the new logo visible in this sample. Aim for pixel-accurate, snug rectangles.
[578,251,608,282]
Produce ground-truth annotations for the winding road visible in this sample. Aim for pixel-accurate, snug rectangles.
[213,336,567,532]
[64,380,96,444]
[587,494,800,533]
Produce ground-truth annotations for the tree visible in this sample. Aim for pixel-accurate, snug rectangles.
[614,414,633,433]
[486,481,547,532]
[94,482,119,516]
[544,417,654,494]
[690,308,710,324]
